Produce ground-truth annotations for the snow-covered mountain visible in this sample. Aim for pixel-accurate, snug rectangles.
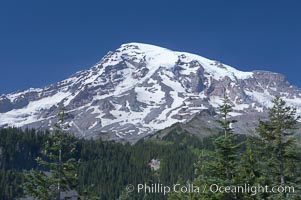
[1,43,301,142]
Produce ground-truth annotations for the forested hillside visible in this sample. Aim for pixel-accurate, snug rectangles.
[0,126,209,200]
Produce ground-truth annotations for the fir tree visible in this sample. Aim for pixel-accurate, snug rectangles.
[182,95,242,200]
[23,105,79,200]
[214,96,240,181]
[256,96,301,198]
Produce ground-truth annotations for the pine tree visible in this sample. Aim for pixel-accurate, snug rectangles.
[256,96,301,199]
[23,105,79,200]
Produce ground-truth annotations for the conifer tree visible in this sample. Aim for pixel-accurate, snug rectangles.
[237,137,268,199]
[181,95,242,200]
[214,96,239,181]
[23,105,78,200]
[256,96,301,198]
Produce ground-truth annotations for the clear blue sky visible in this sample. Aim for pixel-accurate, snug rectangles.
[1,0,301,94]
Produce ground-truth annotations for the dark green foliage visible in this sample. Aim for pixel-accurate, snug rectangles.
[170,96,301,200]
[76,133,200,199]
[23,131,79,200]
[236,137,271,200]
[0,170,24,200]
[0,127,47,199]
[186,96,243,200]
[0,127,209,200]
[23,106,79,200]
[0,127,47,170]
[213,96,240,184]
[256,97,301,199]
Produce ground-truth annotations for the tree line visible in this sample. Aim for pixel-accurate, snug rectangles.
[0,96,300,199]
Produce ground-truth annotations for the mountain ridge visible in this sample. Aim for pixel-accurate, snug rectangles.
[1,42,300,142]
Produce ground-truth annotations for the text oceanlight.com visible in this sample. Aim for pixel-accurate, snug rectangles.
[126,183,295,196]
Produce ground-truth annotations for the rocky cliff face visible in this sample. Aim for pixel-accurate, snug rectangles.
[1,43,301,142]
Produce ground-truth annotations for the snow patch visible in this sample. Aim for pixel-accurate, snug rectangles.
[0,92,71,127]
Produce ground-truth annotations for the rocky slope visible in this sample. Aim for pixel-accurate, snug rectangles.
[1,43,301,142]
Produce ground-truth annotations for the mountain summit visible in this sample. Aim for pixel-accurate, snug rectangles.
[1,43,301,142]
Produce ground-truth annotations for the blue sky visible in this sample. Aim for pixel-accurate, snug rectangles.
[1,0,301,94]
